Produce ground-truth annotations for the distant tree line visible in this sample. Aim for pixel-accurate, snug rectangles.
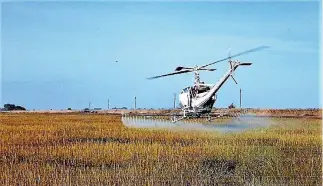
[228,103,236,109]
[2,104,26,111]
[111,107,127,109]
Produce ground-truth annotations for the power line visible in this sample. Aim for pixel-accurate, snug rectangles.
[173,93,176,109]
[134,96,137,109]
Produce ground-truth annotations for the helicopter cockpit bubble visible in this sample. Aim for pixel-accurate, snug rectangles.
[181,87,190,94]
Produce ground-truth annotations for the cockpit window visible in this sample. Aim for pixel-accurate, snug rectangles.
[197,86,210,94]
[182,87,190,93]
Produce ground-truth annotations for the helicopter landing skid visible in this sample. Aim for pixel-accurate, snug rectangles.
[170,111,229,123]
[170,115,187,123]
[205,113,228,122]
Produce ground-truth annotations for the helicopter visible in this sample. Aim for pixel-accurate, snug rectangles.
[147,46,269,122]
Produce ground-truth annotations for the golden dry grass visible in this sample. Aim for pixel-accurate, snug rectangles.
[0,113,321,185]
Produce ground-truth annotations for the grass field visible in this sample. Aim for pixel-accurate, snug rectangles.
[0,113,321,185]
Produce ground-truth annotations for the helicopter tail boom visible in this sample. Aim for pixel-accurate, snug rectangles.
[197,61,251,107]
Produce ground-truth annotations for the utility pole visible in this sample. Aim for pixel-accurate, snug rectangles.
[134,96,137,109]
[108,99,109,110]
[88,101,91,110]
[240,88,242,108]
[173,93,176,109]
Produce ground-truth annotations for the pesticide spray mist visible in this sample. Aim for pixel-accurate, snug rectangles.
[122,114,273,133]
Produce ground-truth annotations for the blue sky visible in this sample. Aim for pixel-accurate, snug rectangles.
[1,1,321,110]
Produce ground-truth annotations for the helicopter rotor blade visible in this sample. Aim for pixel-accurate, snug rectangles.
[199,68,217,71]
[147,70,192,80]
[198,46,269,69]
[239,62,252,66]
[175,66,194,71]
